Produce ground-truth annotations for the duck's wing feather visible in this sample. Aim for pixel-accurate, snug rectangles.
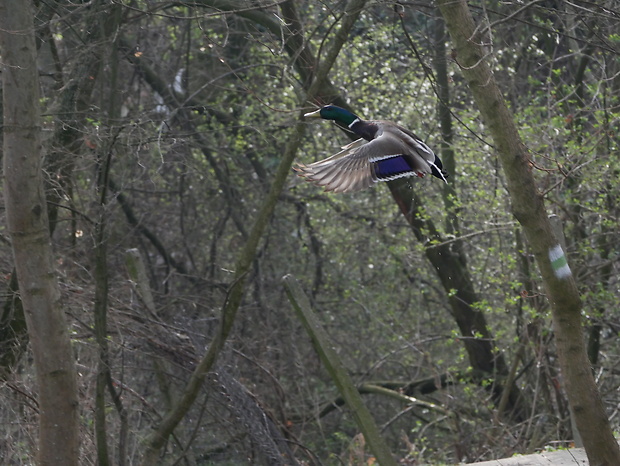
[387,123,436,162]
[294,139,375,193]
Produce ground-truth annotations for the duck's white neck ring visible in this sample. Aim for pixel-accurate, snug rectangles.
[348,118,360,129]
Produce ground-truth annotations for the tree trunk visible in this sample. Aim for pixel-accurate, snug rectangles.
[0,1,79,464]
[436,1,620,464]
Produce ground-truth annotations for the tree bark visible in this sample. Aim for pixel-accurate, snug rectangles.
[1,0,112,383]
[0,1,80,464]
[436,1,620,464]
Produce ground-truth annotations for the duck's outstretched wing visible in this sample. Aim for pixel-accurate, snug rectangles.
[294,138,375,193]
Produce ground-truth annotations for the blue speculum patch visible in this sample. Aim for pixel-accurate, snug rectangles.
[374,156,413,179]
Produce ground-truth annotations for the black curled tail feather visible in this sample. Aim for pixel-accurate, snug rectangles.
[430,155,448,183]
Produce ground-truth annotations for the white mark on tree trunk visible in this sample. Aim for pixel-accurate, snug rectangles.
[549,244,571,279]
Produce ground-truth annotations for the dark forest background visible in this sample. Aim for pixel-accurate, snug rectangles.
[1,1,619,464]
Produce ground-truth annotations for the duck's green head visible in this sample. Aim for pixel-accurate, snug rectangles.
[304,105,359,126]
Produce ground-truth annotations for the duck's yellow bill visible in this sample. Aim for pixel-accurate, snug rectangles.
[304,109,322,118]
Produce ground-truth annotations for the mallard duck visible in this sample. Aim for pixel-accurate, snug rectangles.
[295,105,447,193]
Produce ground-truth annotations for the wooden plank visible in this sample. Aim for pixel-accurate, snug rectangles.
[467,447,588,465]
